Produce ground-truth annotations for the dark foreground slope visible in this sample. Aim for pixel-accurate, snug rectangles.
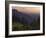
[12,9,40,31]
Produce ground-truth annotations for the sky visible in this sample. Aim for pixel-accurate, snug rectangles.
[12,7,40,14]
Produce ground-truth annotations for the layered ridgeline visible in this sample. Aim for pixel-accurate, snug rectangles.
[12,9,40,25]
[12,9,40,30]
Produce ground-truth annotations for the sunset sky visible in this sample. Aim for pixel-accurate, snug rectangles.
[12,7,40,14]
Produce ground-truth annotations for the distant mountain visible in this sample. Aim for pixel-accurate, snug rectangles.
[12,9,40,25]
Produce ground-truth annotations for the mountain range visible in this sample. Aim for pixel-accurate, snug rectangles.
[12,9,40,25]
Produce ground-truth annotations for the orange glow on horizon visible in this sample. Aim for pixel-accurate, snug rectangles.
[13,7,40,14]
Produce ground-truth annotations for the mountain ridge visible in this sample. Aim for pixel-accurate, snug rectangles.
[12,9,40,25]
